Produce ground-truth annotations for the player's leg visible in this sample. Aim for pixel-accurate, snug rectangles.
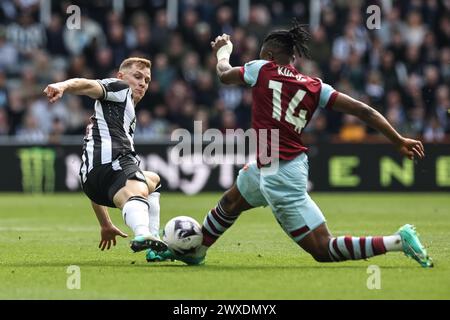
[261,185,337,263]
[299,219,433,267]
[200,184,253,248]
[113,179,148,208]
[262,154,432,267]
[200,161,267,253]
[146,184,253,264]
[111,157,167,253]
[260,160,332,260]
[143,171,161,239]
[297,218,396,262]
[147,162,265,264]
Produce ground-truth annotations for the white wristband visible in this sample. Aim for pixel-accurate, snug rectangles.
[216,41,233,61]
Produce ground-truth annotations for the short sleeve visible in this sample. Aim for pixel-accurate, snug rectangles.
[318,81,338,109]
[242,60,270,87]
[97,78,130,102]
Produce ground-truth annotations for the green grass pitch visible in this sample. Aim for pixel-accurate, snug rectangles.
[0,192,449,299]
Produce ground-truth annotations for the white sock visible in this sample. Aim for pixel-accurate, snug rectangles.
[147,192,161,239]
[383,235,403,251]
[122,198,151,237]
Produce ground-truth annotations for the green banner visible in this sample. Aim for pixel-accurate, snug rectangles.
[17,147,56,193]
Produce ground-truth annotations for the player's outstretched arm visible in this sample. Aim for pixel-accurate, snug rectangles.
[211,33,245,85]
[333,93,425,160]
[91,201,128,250]
[43,78,103,103]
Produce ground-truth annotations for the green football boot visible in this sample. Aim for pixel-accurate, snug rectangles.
[397,224,433,268]
[146,249,205,266]
[145,249,169,262]
[130,235,167,253]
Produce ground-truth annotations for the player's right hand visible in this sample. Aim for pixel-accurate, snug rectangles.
[397,138,425,160]
[43,83,65,103]
[211,33,232,54]
[99,224,128,251]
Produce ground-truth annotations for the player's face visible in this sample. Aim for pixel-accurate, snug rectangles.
[118,64,151,103]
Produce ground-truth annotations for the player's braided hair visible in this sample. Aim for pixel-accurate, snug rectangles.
[263,18,311,58]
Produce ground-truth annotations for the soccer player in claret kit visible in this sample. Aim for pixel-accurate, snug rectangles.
[147,21,433,268]
[44,57,167,256]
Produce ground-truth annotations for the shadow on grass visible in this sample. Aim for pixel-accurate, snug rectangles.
[0,260,420,270]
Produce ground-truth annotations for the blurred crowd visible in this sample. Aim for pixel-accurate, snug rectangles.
[0,0,449,144]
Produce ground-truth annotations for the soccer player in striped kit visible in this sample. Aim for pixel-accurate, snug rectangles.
[44,57,166,255]
[149,21,432,268]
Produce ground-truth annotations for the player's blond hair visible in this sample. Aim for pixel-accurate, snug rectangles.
[119,57,152,71]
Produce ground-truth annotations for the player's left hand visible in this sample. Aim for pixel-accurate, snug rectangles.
[397,138,425,160]
[99,225,128,250]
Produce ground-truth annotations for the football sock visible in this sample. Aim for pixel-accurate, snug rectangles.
[147,192,161,239]
[328,236,390,261]
[382,234,403,251]
[122,196,151,237]
[201,202,240,247]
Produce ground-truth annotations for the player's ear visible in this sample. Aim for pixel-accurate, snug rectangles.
[117,71,125,79]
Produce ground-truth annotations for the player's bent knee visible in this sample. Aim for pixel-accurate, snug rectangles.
[144,171,160,185]
[113,180,149,208]
[144,171,160,192]
[128,180,149,197]
[154,173,160,185]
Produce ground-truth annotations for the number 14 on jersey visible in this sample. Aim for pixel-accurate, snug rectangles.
[269,80,308,133]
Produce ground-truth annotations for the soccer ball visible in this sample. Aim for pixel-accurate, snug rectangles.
[163,216,203,255]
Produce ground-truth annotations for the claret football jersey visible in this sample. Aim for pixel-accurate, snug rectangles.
[239,60,339,166]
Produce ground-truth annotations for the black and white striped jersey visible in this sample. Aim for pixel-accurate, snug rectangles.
[80,78,137,182]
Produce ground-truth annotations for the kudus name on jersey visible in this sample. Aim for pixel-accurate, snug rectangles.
[278,66,306,81]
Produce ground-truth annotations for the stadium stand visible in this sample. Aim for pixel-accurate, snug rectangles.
[0,0,448,144]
